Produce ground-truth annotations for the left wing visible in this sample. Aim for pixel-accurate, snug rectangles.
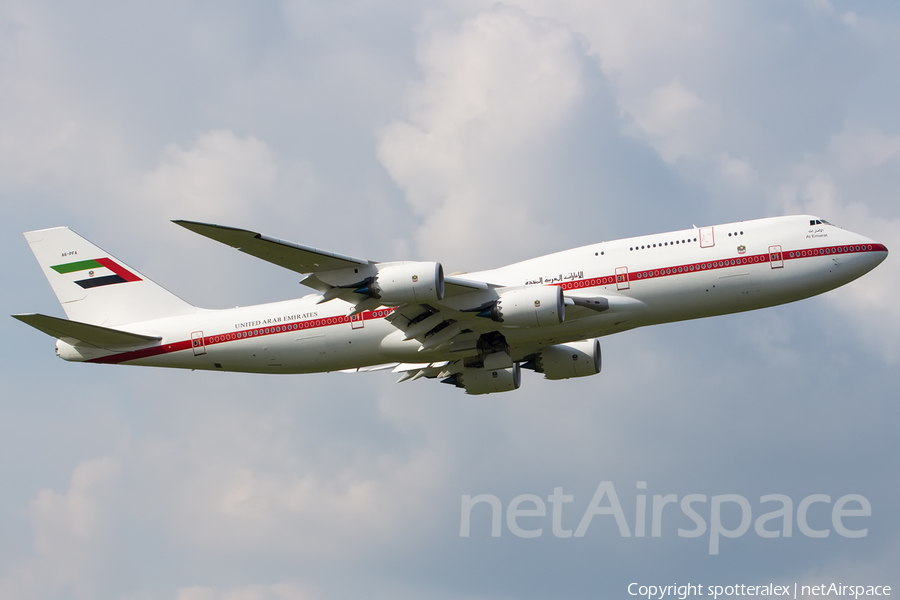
[174,219,489,297]
[173,220,372,274]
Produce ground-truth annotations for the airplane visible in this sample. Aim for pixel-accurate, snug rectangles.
[12,215,888,394]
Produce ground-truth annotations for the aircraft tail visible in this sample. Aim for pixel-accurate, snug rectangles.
[23,226,195,326]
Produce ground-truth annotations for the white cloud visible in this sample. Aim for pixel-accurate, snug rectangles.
[137,129,310,223]
[625,79,721,164]
[717,152,758,186]
[0,4,130,194]
[125,394,450,561]
[378,5,590,268]
[829,123,900,173]
[0,457,120,600]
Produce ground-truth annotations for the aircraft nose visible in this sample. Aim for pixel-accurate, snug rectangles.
[820,224,888,277]
[857,232,888,257]
[851,232,888,269]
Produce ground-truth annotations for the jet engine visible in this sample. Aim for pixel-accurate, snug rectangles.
[479,285,564,327]
[527,339,601,380]
[442,363,522,395]
[356,262,445,304]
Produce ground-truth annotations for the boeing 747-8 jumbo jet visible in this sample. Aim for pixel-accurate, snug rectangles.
[13,216,887,394]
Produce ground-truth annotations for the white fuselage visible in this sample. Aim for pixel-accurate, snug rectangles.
[63,216,887,373]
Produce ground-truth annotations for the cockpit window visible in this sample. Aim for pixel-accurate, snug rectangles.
[809,219,833,226]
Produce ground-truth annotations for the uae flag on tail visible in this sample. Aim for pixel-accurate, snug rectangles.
[51,258,142,289]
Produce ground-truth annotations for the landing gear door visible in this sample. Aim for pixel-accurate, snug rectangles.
[769,245,784,269]
[191,331,206,355]
[615,267,630,290]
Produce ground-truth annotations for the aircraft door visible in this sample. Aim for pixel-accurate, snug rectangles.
[700,227,715,248]
[350,313,364,330]
[615,267,630,290]
[769,245,784,269]
[191,331,206,355]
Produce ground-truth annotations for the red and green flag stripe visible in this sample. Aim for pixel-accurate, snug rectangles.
[51,257,142,289]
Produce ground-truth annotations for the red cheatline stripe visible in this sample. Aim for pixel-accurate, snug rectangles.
[89,339,194,364]
[551,243,885,290]
[87,307,398,364]
[86,243,887,365]
[95,257,142,282]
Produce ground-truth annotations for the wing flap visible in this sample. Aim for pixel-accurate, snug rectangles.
[12,313,161,349]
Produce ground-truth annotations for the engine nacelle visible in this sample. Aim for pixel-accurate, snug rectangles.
[444,364,522,395]
[532,339,601,380]
[363,262,444,304]
[486,286,564,327]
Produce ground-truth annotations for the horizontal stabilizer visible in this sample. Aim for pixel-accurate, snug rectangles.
[12,313,161,349]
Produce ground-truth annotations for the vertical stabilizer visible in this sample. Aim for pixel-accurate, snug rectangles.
[24,227,195,326]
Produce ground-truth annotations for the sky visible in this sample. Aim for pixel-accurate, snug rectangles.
[1,1,899,599]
